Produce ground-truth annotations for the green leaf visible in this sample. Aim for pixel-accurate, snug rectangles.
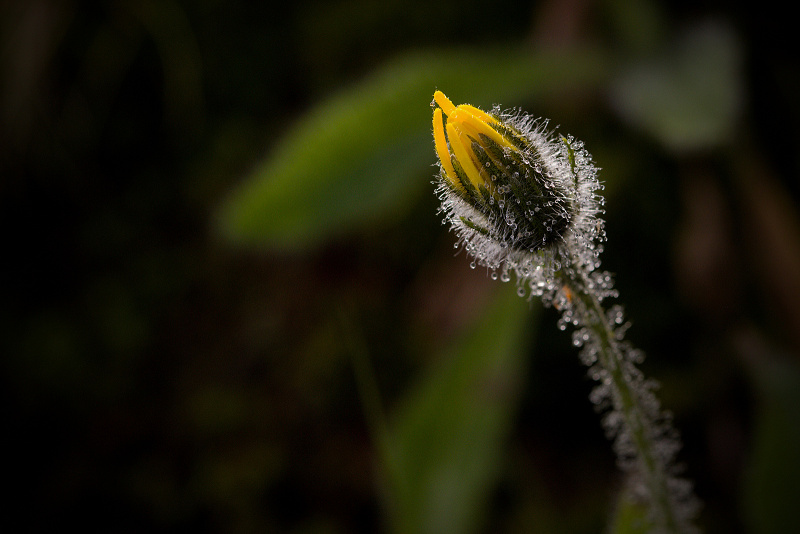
[216,46,609,250]
[610,490,653,534]
[385,284,536,534]
[744,356,800,534]
[609,21,742,152]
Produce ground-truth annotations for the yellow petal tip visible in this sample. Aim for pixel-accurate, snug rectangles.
[433,91,456,116]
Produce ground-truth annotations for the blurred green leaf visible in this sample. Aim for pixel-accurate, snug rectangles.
[610,491,652,534]
[609,21,742,152]
[216,46,609,250]
[744,356,800,534]
[386,284,536,534]
[602,0,667,55]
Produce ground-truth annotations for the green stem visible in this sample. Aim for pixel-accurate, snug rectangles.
[337,307,405,533]
[557,262,687,533]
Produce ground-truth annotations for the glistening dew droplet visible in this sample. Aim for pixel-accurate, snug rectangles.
[430,90,604,297]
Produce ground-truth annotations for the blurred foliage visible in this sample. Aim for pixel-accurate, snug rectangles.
[2,0,800,534]
[216,47,609,250]
[609,21,742,152]
[387,285,536,534]
[610,492,652,534]
[743,345,800,534]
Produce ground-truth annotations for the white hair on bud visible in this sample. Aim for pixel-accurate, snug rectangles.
[434,106,605,303]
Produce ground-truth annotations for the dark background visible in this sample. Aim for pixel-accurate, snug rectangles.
[2,0,799,533]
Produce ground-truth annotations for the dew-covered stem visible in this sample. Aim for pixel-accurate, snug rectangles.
[555,258,698,534]
[429,91,698,532]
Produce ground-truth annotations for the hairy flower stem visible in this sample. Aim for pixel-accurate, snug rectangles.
[429,91,698,532]
[556,258,688,533]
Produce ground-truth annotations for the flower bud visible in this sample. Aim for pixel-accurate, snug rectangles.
[431,91,603,293]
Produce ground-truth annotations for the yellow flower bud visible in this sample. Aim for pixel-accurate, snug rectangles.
[430,91,604,295]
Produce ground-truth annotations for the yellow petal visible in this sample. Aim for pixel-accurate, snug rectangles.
[447,122,484,190]
[433,108,459,187]
[433,90,456,117]
[450,108,513,152]
[458,104,498,125]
